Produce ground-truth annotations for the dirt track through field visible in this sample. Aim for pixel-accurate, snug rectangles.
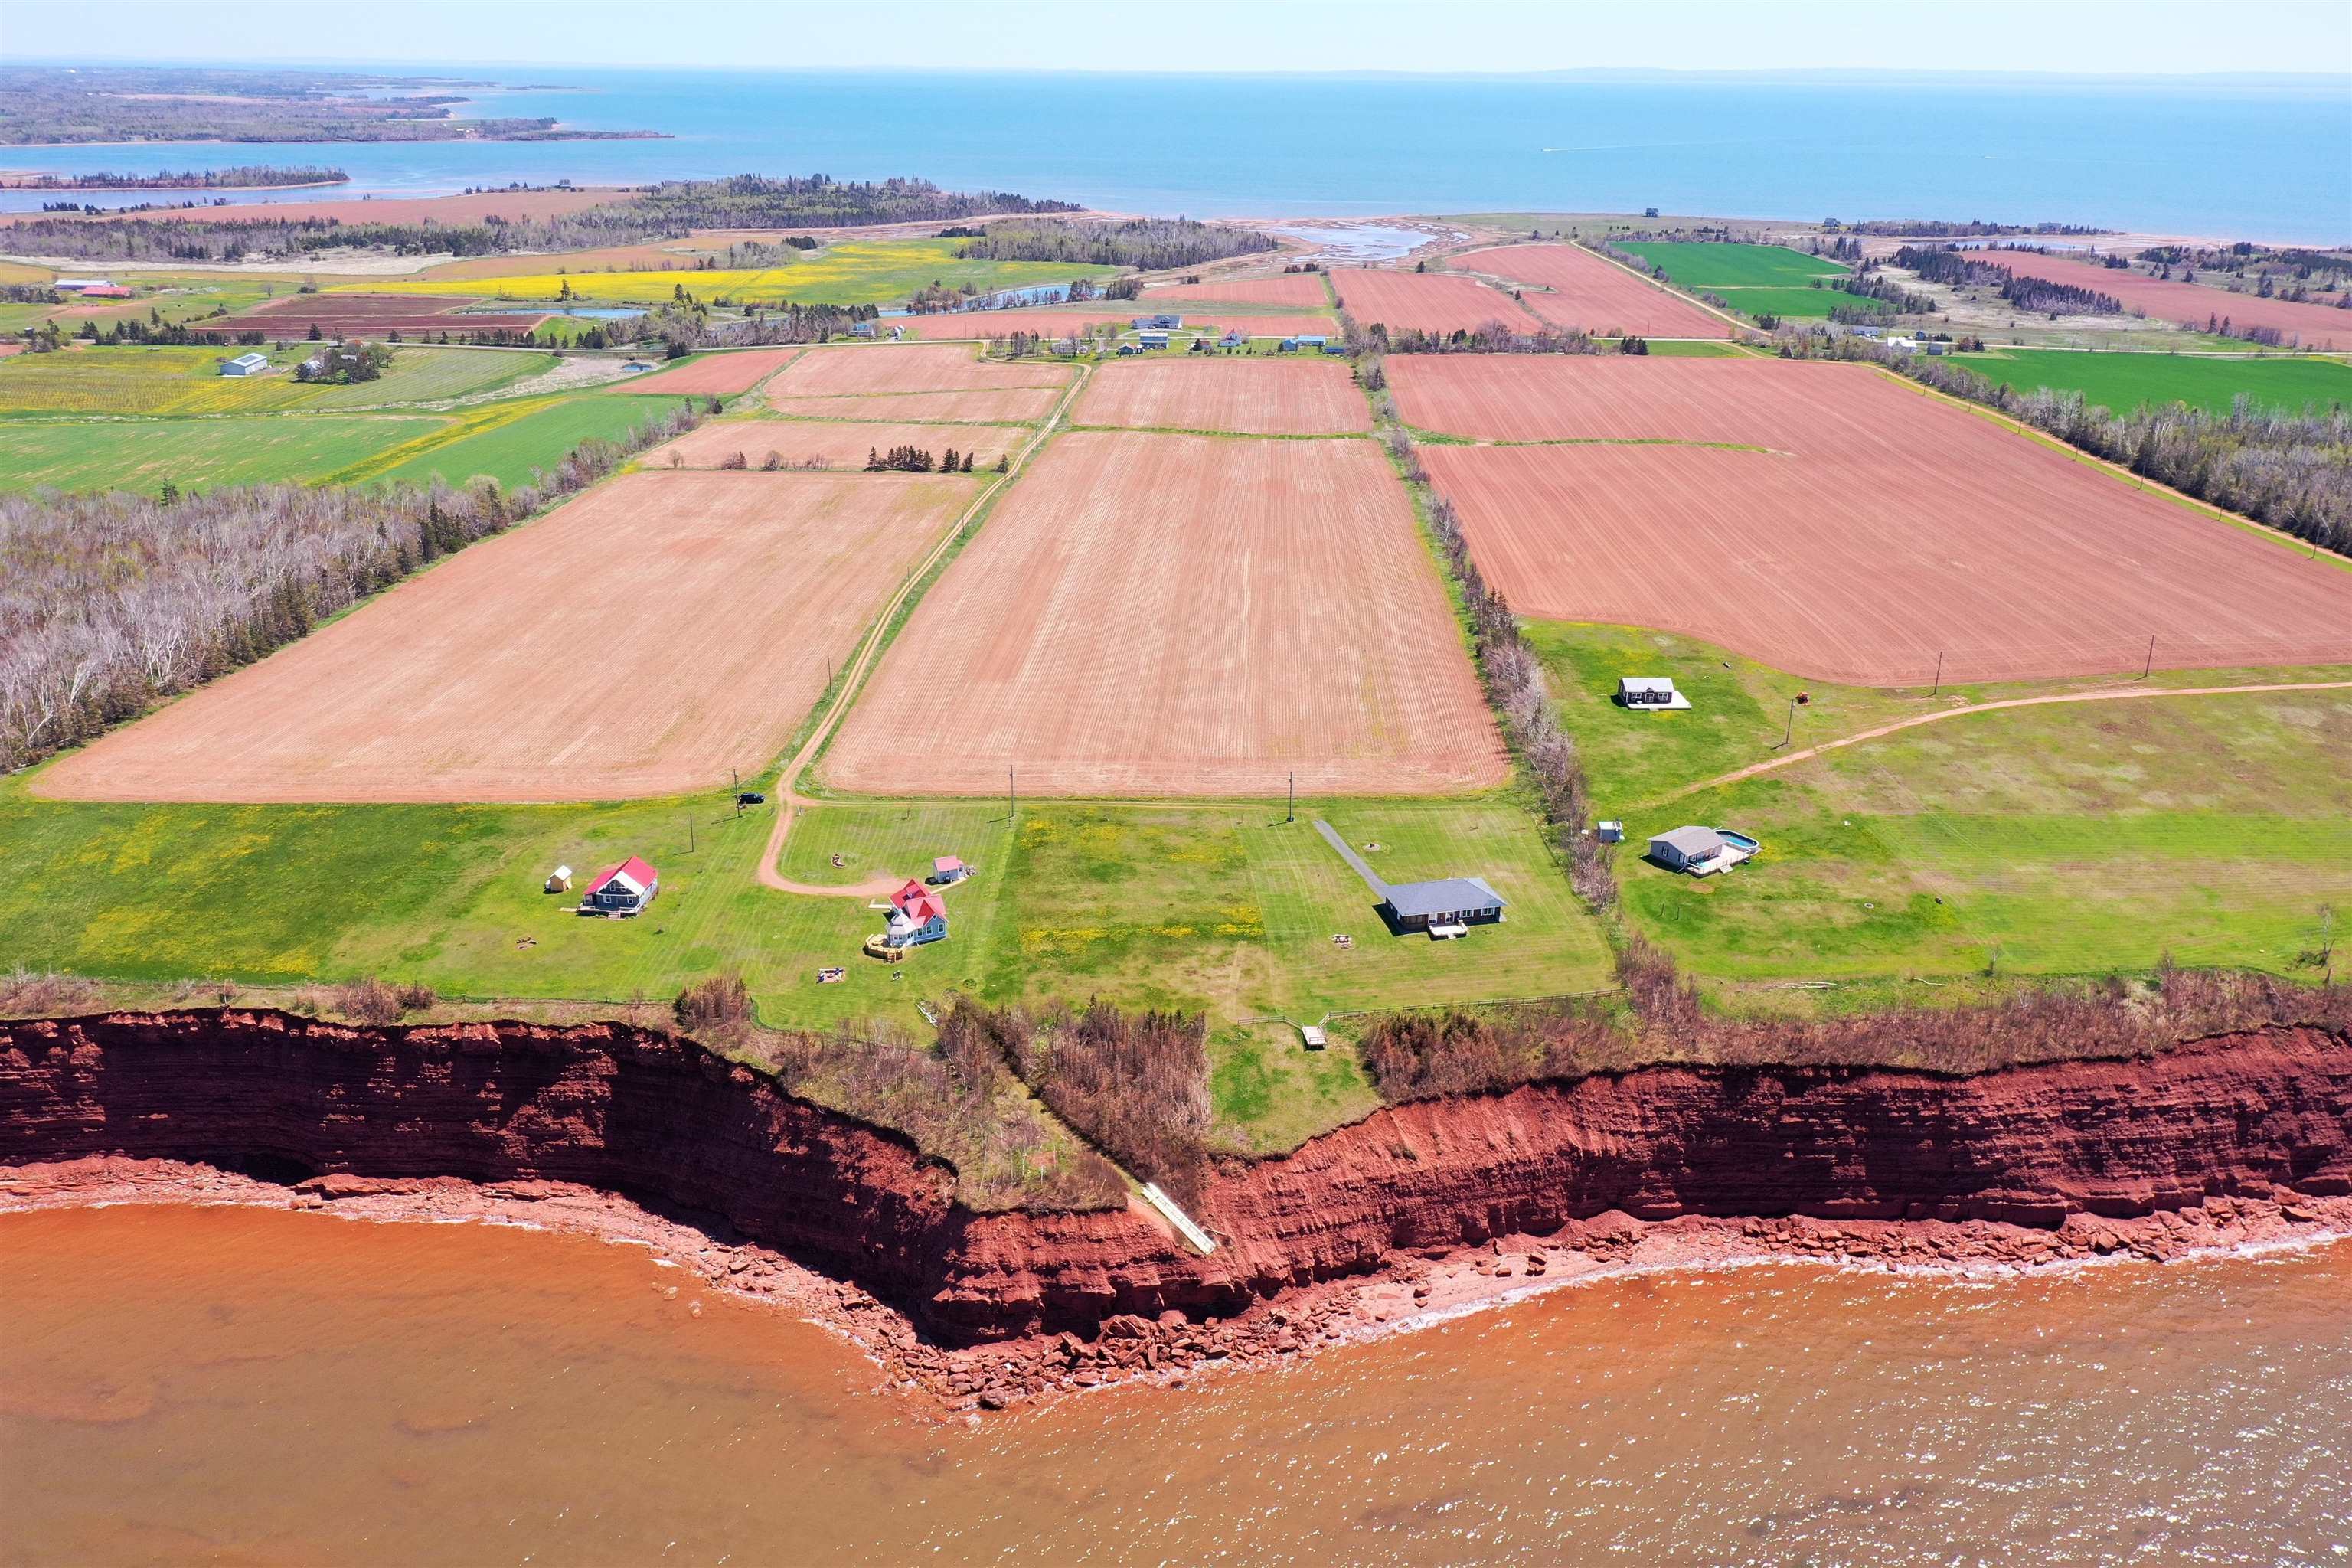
[1331,268,1542,335]
[1446,244,1736,338]
[1406,357,2352,684]
[1072,357,1373,435]
[1662,681,2352,802]
[652,420,1021,470]
[38,470,972,804]
[821,430,1505,797]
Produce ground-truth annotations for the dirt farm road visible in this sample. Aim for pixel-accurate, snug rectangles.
[754,355,1093,900]
[1661,679,2352,803]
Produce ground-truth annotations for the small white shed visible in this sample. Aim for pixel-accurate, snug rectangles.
[544,864,573,893]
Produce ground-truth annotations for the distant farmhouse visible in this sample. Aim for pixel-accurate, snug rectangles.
[1618,677,1690,710]
[1132,312,1184,330]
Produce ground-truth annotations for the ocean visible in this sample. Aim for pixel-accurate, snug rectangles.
[5,67,2347,241]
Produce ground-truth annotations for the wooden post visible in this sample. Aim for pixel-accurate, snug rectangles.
[2143,633,2155,678]
[1288,771,1295,824]
[1931,650,1943,696]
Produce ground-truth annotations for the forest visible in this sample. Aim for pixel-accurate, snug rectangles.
[949,216,1275,270]
[1892,246,2123,315]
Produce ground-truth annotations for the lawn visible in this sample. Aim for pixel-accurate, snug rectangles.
[338,239,1123,309]
[0,344,550,416]
[0,412,449,492]
[1949,349,2352,416]
[1616,242,1848,289]
[356,394,694,488]
[2,765,1613,1040]
[1525,621,2352,983]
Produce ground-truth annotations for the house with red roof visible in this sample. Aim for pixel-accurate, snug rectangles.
[578,856,660,916]
[884,877,949,947]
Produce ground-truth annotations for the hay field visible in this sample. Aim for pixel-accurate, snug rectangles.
[1072,357,1372,435]
[1448,244,1734,338]
[0,413,445,492]
[618,348,805,397]
[1330,268,1541,334]
[823,431,1504,797]
[1413,358,2352,684]
[1952,349,2352,417]
[1140,274,1333,308]
[1612,241,1848,288]
[38,470,974,804]
[652,419,1020,469]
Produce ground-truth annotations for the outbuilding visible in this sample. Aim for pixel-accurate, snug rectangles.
[544,864,573,893]
[1618,676,1691,710]
[220,351,270,377]
[1648,826,1727,874]
[578,855,660,915]
[1138,331,1171,350]
[931,854,970,885]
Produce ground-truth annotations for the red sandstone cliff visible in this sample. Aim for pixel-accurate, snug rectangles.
[5,1010,2349,1361]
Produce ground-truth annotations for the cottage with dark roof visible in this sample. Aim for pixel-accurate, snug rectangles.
[1312,818,1506,940]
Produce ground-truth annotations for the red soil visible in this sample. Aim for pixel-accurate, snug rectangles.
[0,188,628,229]
[1401,356,2352,683]
[893,310,1340,341]
[1330,268,1542,335]
[766,389,1063,423]
[201,292,551,338]
[1072,356,1373,435]
[766,343,1070,395]
[1446,243,1734,338]
[1141,273,1334,308]
[652,419,1018,470]
[616,348,805,397]
[823,430,1504,796]
[35,470,975,804]
[5,1009,2347,1410]
[1973,248,2352,348]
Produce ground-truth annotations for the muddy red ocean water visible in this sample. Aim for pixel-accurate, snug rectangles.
[4,1204,2347,1566]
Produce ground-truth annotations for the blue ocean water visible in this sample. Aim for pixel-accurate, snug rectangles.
[8,68,2347,241]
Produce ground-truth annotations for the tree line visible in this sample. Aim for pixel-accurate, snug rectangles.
[947,216,1276,270]
[4,173,1083,263]
[1891,245,2123,315]
[865,444,983,473]
[1341,310,1601,357]
[2,165,348,190]
[0,401,705,772]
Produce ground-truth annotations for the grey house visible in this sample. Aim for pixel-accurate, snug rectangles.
[1314,819,1506,939]
[1649,825,1727,873]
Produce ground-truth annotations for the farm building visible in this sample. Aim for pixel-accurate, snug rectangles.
[1138,331,1171,350]
[1648,826,1757,875]
[544,864,573,893]
[1618,676,1690,710]
[220,352,270,377]
[884,879,949,946]
[931,855,970,885]
[76,285,134,299]
[52,278,114,292]
[578,855,660,915]
[1314,818,1506,939]
[1132,312,1184,329]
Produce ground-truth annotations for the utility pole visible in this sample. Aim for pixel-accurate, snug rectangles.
[1775,691,1810,750]
[1930,650,1944,697]
[2143,633,2155,679]
[1008,764,1016,823]
[1287,771,1295,824]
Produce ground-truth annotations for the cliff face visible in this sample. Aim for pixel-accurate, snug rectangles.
[4,1010,2349,1351]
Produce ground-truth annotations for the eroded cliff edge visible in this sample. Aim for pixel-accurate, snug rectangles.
[5,1009,2348,1404]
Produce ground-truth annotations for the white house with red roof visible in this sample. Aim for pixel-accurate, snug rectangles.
[884,878,949,946]
[579,856,660,916]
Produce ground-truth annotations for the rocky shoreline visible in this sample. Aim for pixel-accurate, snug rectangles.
[4,1009,2348,1412]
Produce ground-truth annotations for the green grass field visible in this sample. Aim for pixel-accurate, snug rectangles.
[1951,349,2352,416]
[1708,285,1889,320]
[0,344,550,416]
[1636,338,1747,358]
[338,240,1122,309]
[0,412,449,492]
[1527,620,2352,983]
[1616,242,1848,289]
[358,394,693,488]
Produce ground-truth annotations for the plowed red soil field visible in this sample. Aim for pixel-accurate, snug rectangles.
[764,343,1070,394]
[199,292,552,338]
[37,471,974,804]
[1331,269,1541,334]
[652,419,1019,469]
[765,389,1063,423]
[1410,358,2352,684]
[1073,357,1372,435]
[1141,274,1334,308]
[617,348,805,396]
[893,310,1340,341]
[1970,249,2351,349]
[1447,244,1733,338]
[823,432,1504,796]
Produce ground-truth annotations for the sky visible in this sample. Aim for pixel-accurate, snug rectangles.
[5,0,2349,77]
